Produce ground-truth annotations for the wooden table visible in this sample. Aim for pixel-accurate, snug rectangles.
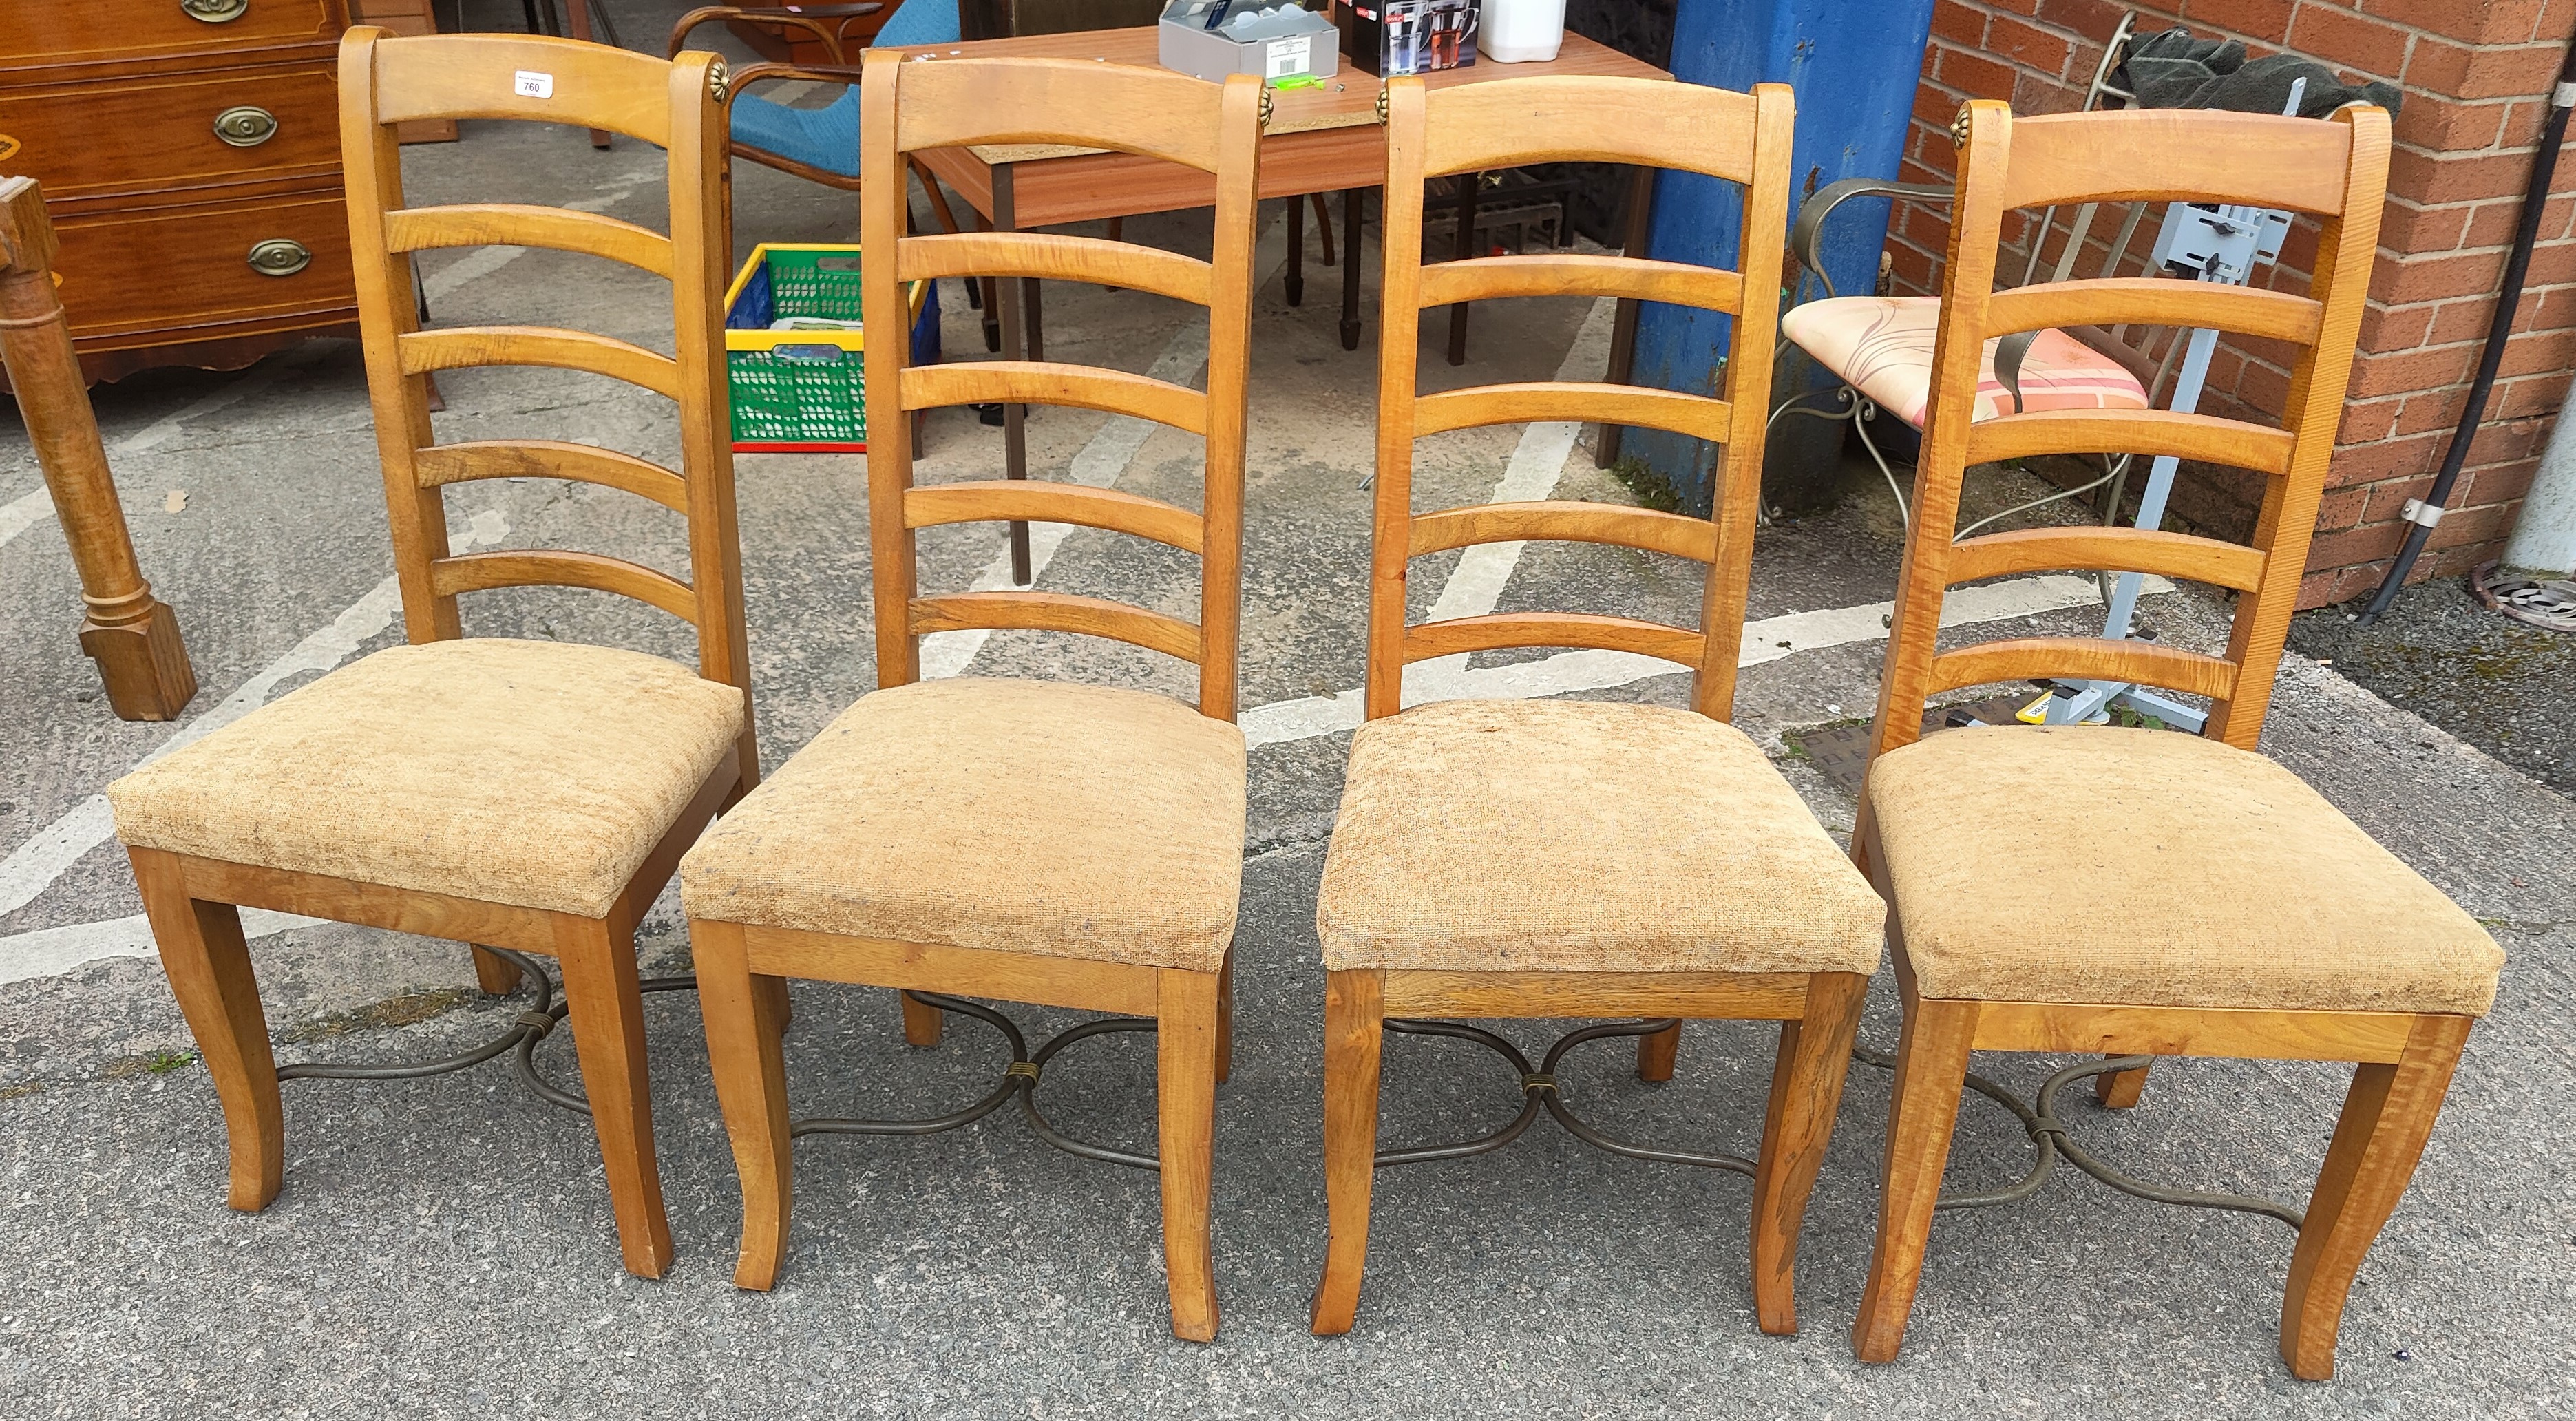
[887,30,1671,576]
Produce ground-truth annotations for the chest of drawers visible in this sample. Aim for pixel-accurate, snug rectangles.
[1,0,358,383]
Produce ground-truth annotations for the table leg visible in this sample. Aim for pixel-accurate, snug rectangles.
[1285,194,1305,307]
[1445,171,1480,367]
[1339,187,1368,352]
[1594,165,1656,470]
[0,180,196,721]
[993,165,1032,585]
[562,0,613,150]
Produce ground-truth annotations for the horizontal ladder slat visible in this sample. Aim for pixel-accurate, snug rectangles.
[399,327,680,399]
[1985,280,2321,346]
[429,550,698,622]
[909,591,1201,662]
[386,204,673,277]
[898,231,1210,306]
[1414,382,1729,441]
[412,440,688,512]
[1965,409,2296,478]
[1408,500,1718,562]
[1416,254,1742,313]
[1403,612,1704,666]
[905,481,1203,554]
[899,361,1207,434]
[1947,527,2265,592]
[1929,637,2237,699]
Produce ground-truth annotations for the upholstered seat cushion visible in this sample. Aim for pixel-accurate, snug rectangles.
[1315,699,1885,975]
[107,638,746,919]
[679,677,1246,973]
[724,0,961,177]
[1866,725,2504,1015]
[1781,295,2150,428]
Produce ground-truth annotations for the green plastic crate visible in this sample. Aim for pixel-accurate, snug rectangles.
[722,244,935,452]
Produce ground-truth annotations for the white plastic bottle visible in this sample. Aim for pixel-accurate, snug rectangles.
[1481,0,1565,62]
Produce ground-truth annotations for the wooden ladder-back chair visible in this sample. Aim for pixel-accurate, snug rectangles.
[1307,74,1888,1339]
[103,31,756,1281]
[677,51,1262,1342]
[1847,100,2502,1380]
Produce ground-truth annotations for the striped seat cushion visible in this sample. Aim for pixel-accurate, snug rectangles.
[1781,295,2149,428]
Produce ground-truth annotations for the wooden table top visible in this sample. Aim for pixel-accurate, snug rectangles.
[885,28,1669,165]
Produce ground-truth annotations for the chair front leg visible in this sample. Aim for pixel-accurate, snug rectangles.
[1157,967,1225,1342]
[1851,995,1978,1363]
[1215,949,1235,1086]
[1309,967,1384,1336]
[1749,970,1868,1335]
[553,916,673,1279]
[695,918,797,1290]
[130,846,282,1212]
[2279,1014,2471,1380]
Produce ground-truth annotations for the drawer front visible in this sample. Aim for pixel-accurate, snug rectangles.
[54,189,356,344]
[8,62,340,205]
[5,0,344,70]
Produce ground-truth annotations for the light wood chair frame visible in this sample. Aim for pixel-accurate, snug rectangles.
[1844,100,2436,1382]
[1308,74,1864,1339]
[688,51,1260,1342]
[129,31,756,1281]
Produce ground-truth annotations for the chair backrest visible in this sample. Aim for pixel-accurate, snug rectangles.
[1366,74,1796,722]
[339,31,750,705]
[1864,100,2389,761]
[858,51,1262,719]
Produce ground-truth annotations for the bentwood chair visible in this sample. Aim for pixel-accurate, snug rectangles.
[1847,101,2501,1380]
[104,32,756,1280]
[679,52,1261,1341]
[1308,74,1887,1338]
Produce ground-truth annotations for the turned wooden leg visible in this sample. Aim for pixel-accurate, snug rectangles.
[130,847,281,1212]
[1636,1021,1680,1082]
[901,989,944,1047]
[2279,1014,2471,1381]
[1311,191,1337,267]
[553,917,673,1279]
[1852,996,1978,1364]
[694,919,795,1291]
[1309,968,1383,1336]
[1749,971,1869,1335]
[470,945,522,996]
[1214,949,1235,1086]
[2095,1056,2152,1108]
[1157,967,1223,1342]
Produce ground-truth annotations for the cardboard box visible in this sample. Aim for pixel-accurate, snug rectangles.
[1340,0,1478,76]
[1158,1,1340,83]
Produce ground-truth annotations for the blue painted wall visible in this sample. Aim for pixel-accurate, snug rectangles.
[1623,0,1937,512]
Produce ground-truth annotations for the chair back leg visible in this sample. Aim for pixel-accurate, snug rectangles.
[693,917,796,1290]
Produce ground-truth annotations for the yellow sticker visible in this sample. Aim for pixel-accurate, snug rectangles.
[0,134,21,163]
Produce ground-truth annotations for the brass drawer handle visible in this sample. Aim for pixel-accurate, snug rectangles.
[213,107,278,147]
[180,0,250,21]
[246,239,310,277]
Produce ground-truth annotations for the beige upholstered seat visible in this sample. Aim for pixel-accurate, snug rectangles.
[680,677,1247,973]
[1316,699,1886,975]
[1866,724,2504,1015]
[106,638,746,919]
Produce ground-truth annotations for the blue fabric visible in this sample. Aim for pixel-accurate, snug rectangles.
[725,0,960,177]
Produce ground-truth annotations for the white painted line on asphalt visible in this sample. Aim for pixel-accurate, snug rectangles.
[920,213,1296,680]
[1240,573,2173,747]
[0,508,510,929]
[0,909,326,989]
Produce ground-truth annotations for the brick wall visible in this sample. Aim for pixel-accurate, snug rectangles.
[1893,0,2576,605]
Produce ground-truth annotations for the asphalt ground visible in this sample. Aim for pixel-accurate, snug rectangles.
[3,19,2572,1417]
